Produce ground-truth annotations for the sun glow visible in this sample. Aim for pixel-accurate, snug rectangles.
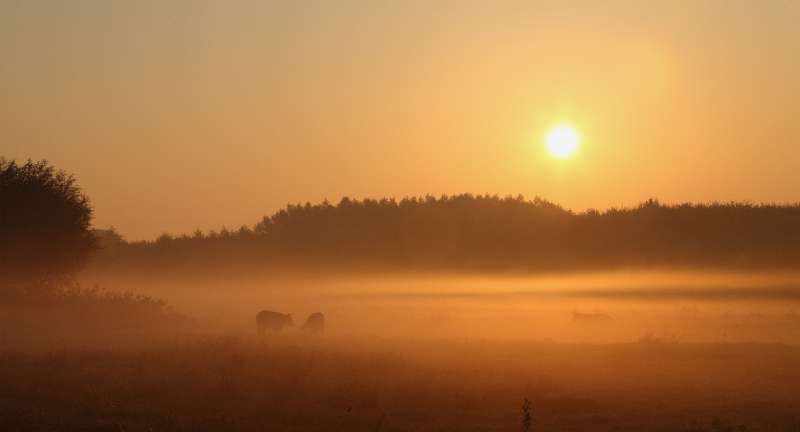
[546,124,581,159]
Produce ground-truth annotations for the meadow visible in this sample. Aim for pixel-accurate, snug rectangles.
[3,336,800,431]
[3,271,799,431]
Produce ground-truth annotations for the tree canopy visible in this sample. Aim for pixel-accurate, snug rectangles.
[0,158,95,288]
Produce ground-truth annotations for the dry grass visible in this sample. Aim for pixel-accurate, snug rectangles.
[2,337,800,431]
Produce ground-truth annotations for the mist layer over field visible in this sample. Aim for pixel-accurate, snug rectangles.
[82,270,800,345]
[0,271,789,430]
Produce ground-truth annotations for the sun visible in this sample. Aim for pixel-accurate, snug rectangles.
[545,124,581,159]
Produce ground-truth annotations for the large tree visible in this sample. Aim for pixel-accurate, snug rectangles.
[0,158,95,289]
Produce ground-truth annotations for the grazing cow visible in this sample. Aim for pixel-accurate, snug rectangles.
[256,310,293,335]
[572,311,613,323]
[302,312,325,334]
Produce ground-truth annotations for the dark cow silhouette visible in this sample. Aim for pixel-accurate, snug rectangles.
[302,312,325,334]
[256,310,293,335]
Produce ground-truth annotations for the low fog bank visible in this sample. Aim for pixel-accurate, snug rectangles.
[8,268,800,430]
[78,270,800,345]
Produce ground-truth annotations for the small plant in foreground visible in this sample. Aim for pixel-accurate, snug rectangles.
[522,398,533,432]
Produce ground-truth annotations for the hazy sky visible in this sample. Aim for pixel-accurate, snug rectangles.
[3,0,798,240]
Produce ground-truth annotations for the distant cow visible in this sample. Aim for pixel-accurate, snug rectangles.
[302,312,325,334]
[256,310,293,335]
[572,311,613,324]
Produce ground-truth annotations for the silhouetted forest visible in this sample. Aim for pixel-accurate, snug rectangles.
[90,195,800,277]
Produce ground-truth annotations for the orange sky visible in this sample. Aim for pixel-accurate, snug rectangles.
[2,1,798,240]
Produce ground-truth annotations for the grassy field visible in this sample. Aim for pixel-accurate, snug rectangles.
[2,336,800,431]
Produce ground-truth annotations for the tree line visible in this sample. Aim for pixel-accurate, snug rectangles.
[4,157,800,280]
[91,195,800,276]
